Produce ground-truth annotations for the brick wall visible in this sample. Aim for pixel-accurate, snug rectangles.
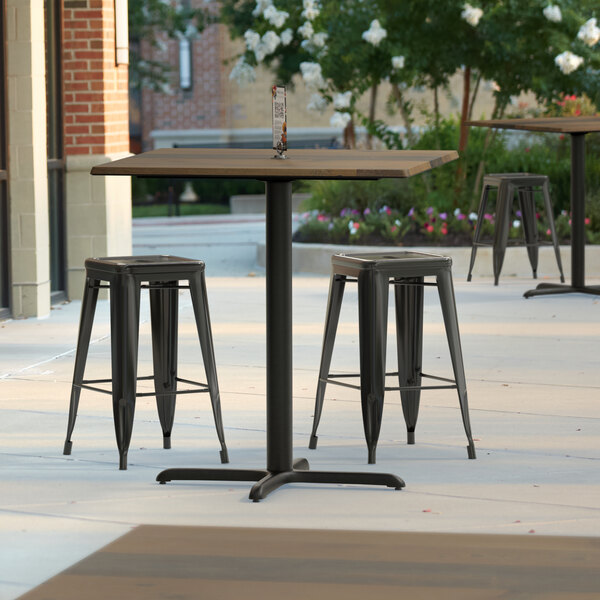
[140,0,228,150]
[63,0,129,156]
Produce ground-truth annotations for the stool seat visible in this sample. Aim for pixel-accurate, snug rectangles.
[332,251,452,276]
[85,255,206,277]
[482,173,549,187]
[63,255,229,469]
[468,172,565,285]
[309,250,476,464]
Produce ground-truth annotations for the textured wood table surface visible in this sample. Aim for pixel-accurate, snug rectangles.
[466,116,600,134]
[91,148,459,180]
[19,525,600,599]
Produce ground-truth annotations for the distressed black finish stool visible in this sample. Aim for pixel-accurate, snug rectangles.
[467,173,565,285]
[63,255,229,469]
[309,251,476,464]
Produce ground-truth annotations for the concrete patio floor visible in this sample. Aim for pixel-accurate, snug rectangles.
[1,215,599,599]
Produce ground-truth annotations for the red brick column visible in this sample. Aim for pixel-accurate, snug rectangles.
[63,0,129,156]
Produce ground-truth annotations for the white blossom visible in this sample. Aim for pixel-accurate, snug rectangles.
[229,56,256,86]
[312,32,328,48]
[300,61,325,89]
[252,0,272,17]
[577,18,600,47]
[330,111,352,129]
[468,212,478,221]
[298,21,314,39]
[461,4,483,27]
[333,91,352,109]
[263,5,289,29]
[362,19,387,46]
[280,28,293,45]
[512,220,521,229]
[302,0,320,21]
[391,55,405,70]
[262,31,281,52]
[307,93,327,112]
[555,50,584,74]
[252,31,281,62]
[244,30,261,51]
[543,5,562,23]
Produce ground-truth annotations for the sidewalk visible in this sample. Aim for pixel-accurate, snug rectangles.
[1,215,599,599]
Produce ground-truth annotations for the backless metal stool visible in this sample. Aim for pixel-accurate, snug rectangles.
[467,173,565,285]
[63,255,229,469]
[309,251,476,464]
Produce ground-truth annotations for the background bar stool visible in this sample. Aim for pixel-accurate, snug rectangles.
[467,173,565,285]
[63,255,229,469]
[309,251,476,464]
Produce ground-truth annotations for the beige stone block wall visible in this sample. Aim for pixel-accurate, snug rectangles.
[66,153,132,299]
[6,0,50,318]
[221,33,536,136]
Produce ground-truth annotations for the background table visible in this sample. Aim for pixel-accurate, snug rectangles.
[466,117,600,297]
[92,148,458,500]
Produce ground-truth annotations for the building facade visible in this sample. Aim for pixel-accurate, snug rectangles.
[1,0,131,319]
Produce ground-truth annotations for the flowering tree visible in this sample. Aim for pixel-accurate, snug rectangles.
[221,0,600,151]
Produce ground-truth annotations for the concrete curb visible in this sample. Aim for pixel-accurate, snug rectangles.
[257,242,600,279]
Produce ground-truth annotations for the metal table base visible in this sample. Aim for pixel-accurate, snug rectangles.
[156,179,405,500]
[524,133,598,298]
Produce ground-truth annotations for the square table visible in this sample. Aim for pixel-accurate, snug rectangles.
[466,117,600,298]
[92,147,458,500]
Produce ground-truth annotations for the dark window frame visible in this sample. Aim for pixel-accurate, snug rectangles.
[0,0,11,317]
[45,0,67,302]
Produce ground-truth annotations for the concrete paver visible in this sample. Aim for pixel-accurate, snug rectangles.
[1,215,599,599]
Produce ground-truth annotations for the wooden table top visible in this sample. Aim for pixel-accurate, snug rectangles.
[465,116,600,134]
[18,525,600,600]
[91,148,458,180]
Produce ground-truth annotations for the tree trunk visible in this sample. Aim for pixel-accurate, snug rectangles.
[467,72,482,121]
[367,83,378,149]
[454,66,472,201]
[391,83,416,147]
[458,65,471,154]
[470,98,506,211]
[344,118,356,149]
[433,85,440,149]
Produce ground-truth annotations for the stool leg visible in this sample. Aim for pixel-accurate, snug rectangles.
[110,274,141,470]
[436,268,476,459]
[493,181,512,285]
[394,277,424,445]
[542,180,566,283]
[63,277,100,455]
[358,271,389,464]
[189,271,229,464]
[150,281,178,450]
[467,184,490,282]
[519,186,539,279]
[309,274,346,450]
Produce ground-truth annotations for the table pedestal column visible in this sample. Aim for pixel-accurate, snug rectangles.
[157,179,405,501]
[524,133,600,298]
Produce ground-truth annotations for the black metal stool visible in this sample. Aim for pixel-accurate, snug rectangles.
[467,173,565,285]
[309,251,476,464]
[63,255,229,469]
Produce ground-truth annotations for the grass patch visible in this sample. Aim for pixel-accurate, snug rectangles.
[132,203,230,218]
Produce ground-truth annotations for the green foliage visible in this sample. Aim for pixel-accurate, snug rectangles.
[132,203,230,219]
[132,177,265,205]
[295,122,600,245]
